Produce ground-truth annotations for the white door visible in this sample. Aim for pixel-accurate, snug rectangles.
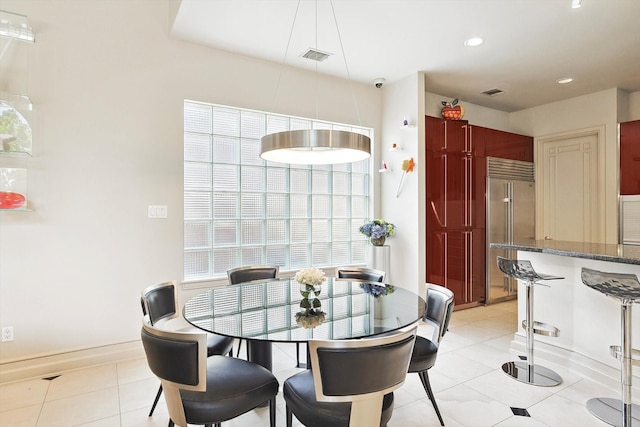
[540,133,600,242]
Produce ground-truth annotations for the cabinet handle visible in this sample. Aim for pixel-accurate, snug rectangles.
[443,154,447,227]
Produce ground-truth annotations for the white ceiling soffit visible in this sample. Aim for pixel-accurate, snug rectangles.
[170,0,640,113]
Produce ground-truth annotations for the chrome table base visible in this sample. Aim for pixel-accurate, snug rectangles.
[501,360,562,387]
[587,397,640,427]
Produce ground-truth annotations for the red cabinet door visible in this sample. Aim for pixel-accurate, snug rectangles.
[481,126,533,162]
[426,152,474,229]
[426,230,446,287]
[425,230,483,306]
[620,120,640,195]
[425,116,470,153]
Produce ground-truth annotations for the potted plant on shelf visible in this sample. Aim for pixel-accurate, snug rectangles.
[359,219,396,246]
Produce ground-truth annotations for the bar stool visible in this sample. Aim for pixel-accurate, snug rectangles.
[581,267,640,427]
[497,256,563,386]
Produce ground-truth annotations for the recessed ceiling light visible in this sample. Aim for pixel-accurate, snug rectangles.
[556,77,574,84]
[464,37,485,47]
[572,0,582,8]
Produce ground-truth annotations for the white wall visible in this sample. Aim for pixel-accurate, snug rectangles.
[0,0,381,367]
[425,91,513,132]
[630,91,640,120]
[378,73,424,296]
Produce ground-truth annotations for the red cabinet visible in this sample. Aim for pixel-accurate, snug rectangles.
[620,120,640,195]
[426,229,485,305]
[476,125,533,162]
[425,116,532,307]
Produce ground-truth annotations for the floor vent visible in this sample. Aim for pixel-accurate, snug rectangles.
[511,407,531,417]
[301,48,331,62]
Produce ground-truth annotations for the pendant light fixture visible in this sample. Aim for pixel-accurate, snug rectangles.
[260,0,371,165]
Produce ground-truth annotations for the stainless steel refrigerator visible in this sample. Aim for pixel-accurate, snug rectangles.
[486,157,536,304]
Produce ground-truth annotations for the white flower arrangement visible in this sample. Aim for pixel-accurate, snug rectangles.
[295,267,326,286]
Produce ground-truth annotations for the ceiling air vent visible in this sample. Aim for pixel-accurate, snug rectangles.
[482,88,505,97]
[301,48,332,62]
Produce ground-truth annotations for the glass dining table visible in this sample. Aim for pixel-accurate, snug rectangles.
[183,277,425,371]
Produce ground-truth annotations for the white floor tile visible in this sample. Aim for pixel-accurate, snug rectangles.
[0,404,41,427]
[37,387,120,426]
[436,383,514,426]
[528,394,612,427]
[44,364,118,402]
[0,378,49,413]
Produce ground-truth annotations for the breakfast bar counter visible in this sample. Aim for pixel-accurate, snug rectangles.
[490,239,640,265]
[489,240,640,388]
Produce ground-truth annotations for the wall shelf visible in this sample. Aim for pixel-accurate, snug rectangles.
[0,10,35,211]
[0,10,35,42]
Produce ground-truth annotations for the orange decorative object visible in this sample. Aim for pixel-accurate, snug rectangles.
[441,105,465,120]
[396,157,416,197]
[402,157,415,172]
[0,191,26,209]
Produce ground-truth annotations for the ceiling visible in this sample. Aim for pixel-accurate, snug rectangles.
[171,0,640,112]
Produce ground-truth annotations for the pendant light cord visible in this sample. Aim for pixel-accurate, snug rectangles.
[268,0,363,128]
[269,0,302,124]
[329,0,363,127]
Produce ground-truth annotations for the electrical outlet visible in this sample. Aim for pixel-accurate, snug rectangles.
[2,326,14,342]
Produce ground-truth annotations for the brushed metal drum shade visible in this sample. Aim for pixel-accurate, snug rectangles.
[260,129,371,165]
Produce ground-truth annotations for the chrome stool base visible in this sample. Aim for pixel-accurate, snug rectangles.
[501,361,562,387]
[587,397,640,427]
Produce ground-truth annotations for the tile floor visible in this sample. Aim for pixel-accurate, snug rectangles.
[1,300,636,426]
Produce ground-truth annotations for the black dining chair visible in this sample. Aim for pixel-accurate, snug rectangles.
[407,283,455,426]
[227,265,280,358]
[141,320,279,427]
[336,266,386,283]
[227,265,280,285]
[283,325,417,427]
[140,281,234,417]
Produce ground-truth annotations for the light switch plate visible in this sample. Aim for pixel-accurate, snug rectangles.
[148,205,168,218]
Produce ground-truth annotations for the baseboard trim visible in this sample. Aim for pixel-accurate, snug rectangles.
[0,340,145,384]
[509,332,640,393]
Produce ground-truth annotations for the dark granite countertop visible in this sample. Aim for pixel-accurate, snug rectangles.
[490,239,640,265]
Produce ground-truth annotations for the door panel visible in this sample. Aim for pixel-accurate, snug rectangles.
[426,231,446,286]
[542,134,599,242]
[512,180,535,241]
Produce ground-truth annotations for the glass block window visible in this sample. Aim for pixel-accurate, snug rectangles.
[184,101,372,281]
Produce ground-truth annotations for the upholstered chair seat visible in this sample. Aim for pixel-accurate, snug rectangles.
[141,323,279,427]
[407,336,439,372]
[283,370,395,427]
[179,356,279,425]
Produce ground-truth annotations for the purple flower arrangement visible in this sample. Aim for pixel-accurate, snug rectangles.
[360,283,395,298]
[359,219,396,239]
